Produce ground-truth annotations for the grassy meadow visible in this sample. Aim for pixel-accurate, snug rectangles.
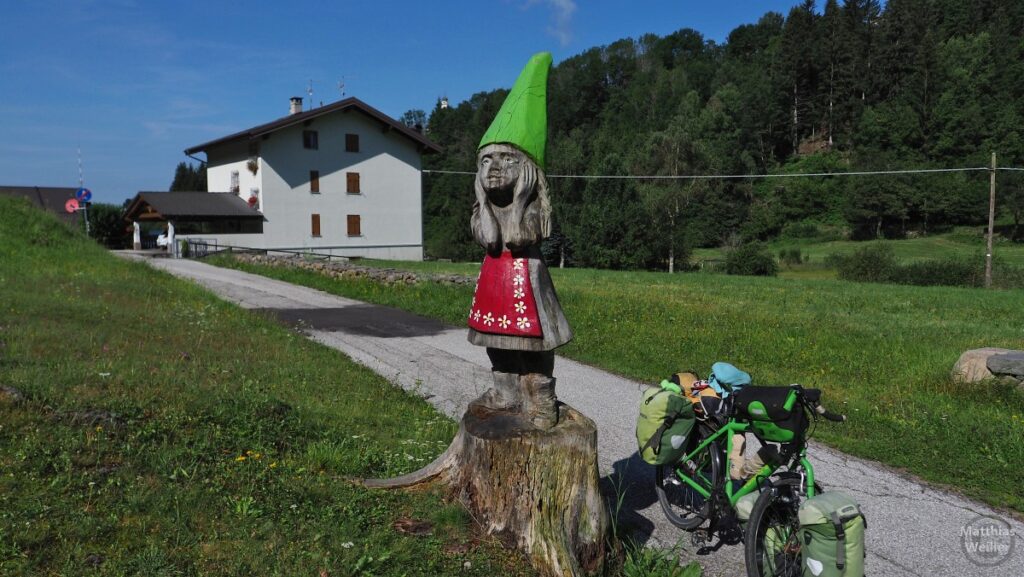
[0,196,543,576]
[208,253,1024,514]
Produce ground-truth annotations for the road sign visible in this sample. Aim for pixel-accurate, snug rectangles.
[75,187,92,202]
[65,198,80,213]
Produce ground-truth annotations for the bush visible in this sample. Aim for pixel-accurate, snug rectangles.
[725,243,777,276]
[780,221,848,242]
[830,246,1024,289]
[87,202,132,249]
[780,221,820,239]
[832,244,898,283]
[893,259,981,287]
[991,258,1024,290]
[778,248,804,266]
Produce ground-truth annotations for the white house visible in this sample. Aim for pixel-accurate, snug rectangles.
[181,96,440,260]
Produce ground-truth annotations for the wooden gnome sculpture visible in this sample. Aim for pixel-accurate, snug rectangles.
[467,51,572,430]
[365,54,607,577]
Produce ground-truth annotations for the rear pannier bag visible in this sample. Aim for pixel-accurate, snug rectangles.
[735,491,760,522]
[798,492,866,577]
[733,386,809,444]
[636,383,695,465]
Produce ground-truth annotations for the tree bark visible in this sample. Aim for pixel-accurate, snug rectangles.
[364,403,608,577]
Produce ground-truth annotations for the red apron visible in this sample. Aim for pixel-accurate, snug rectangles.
[468,251,542,338]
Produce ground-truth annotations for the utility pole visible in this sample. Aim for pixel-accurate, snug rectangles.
[985,152,996,288]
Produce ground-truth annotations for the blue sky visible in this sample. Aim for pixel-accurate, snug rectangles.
[1,1,802,205]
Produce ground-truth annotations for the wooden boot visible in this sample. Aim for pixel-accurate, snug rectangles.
[522,374,558,430]
[476,371,521,411]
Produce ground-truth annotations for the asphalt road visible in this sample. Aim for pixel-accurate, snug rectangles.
[120,254,1023,577]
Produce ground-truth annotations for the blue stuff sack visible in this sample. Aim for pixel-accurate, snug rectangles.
[708,362,751,398]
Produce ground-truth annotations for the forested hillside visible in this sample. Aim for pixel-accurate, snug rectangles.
[422,0,1024,269]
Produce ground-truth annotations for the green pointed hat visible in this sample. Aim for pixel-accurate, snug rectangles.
[478,51,552,169]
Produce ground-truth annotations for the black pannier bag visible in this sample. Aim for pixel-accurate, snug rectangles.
[732,386,809,445]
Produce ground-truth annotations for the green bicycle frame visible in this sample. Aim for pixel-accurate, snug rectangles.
[671,420,816,507]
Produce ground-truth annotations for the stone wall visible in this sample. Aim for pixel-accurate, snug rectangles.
[231,254,475,287]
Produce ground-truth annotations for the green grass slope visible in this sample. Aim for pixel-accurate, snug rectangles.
[0,197,536,576]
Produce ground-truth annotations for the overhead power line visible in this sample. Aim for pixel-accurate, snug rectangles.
[424,166,1023,180]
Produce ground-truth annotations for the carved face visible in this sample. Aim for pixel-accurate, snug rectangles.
[477,143,525,207]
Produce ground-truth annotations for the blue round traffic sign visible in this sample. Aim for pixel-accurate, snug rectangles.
[75,187,92,202]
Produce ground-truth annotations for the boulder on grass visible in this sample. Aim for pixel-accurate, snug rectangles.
[954,348,1024,385]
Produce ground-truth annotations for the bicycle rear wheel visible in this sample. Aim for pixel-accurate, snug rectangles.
[744,483,803,577]
[654,439,721,530]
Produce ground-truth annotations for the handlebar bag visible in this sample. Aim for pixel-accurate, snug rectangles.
[798,492,866,577]
[733,386,808,443]
[636,383,696,465]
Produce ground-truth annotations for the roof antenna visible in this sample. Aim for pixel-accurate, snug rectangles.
[337,78,346,98]
[306,79,314,109]
[77,145,84,188]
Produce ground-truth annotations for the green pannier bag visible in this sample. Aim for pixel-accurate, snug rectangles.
[636,382,695,465]
[798,492,866,577]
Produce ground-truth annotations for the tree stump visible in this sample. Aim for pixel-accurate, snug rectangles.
[365,401,608,577]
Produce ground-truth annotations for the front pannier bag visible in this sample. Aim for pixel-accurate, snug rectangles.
[798,492,866,577]
[636,381,695,465]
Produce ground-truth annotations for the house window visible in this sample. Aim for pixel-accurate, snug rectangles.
[347,215,361,237]
[303,130,319,150]
[311,213,321,237]
[230,170,239,193]
[310,170,320,193]
[345,133,360,152]
[346,172,360,194]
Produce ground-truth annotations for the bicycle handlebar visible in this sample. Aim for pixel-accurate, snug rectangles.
[791,384,846,423]
[815,405,847,422]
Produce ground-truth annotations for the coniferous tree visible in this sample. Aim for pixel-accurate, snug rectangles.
[169,161,207,192]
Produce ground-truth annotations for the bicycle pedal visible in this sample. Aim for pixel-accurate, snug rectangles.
[665,476,682,486]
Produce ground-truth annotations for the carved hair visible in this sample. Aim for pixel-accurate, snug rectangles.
[534,164,552,239]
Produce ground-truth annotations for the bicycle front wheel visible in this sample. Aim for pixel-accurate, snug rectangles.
[654,439,721,530]
[744,483,803,577]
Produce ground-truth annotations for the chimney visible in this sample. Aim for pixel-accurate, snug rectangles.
[289,97,303,115]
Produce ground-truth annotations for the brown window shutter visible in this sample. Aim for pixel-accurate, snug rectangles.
[310,170,319,193]
[347,215,361,237]
[311,213,321,237]
[346,133,359,152]
[347,172,360,194]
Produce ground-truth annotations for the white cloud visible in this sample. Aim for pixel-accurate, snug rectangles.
[527,0,577,46]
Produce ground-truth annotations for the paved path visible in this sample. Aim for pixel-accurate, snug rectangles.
[120,254,1023,576]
